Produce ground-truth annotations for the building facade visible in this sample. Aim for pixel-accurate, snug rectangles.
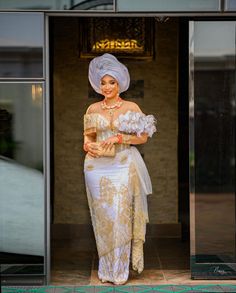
[0,0,236,286]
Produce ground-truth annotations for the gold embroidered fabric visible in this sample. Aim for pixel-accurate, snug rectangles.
[129,162,146,273]
[84,113,153,284]
[122,133,133,144]
[91,175,132,257]
[83,113,98,135]
[98,243,131,284]
[85,157,147,273]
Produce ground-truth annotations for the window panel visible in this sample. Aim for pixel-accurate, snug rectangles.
[0,0,114,11]
[0,13,44,78]
[117,0,220,12]
[0,82,45,276]
[190,21,236,279]
[225,0,236,11]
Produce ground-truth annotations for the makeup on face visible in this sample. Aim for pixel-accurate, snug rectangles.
[100,75,119,99]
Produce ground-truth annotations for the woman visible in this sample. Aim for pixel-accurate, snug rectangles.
[83,53,156,285]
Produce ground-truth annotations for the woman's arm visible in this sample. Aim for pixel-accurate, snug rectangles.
[83,103,101,157]
[100,102,149,149]
[99,132,148,151]
[120,132,148,144]
[83,133,98,157]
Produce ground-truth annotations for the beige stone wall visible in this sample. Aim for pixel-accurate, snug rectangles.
[53,17,179,224]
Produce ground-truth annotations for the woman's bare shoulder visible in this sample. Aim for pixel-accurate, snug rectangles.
[85,101,102,114]
[123,100,142,112]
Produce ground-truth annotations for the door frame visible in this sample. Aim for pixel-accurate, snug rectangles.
[188,18,236,279]
[45,13,183,285]
[44,13,236,285]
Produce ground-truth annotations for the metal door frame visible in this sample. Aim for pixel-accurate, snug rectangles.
[188,19,236,279]
[45,13,236,285]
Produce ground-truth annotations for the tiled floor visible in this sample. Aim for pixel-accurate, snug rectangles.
[51,237,236,286]
[3,284,236,293]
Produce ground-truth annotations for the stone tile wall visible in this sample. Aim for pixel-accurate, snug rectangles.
[53,17,179,224]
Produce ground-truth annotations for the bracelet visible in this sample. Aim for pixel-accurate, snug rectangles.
[116,133,123,144]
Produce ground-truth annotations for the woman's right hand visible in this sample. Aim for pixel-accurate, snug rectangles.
[85,142,100,158]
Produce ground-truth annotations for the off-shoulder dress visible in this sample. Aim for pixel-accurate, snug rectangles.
[83,110,156,284]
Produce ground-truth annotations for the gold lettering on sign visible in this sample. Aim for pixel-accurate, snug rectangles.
[92,39,143,52]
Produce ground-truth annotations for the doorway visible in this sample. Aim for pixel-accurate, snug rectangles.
[49,16,190,285]
[1,12,236,287]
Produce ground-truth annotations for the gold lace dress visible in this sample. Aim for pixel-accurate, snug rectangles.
[83,111,156,284]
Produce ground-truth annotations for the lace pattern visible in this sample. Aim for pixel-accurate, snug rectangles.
[84,111,157,137]
[83,113,107,135]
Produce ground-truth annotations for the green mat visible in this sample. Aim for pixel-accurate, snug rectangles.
[2,284,236,293]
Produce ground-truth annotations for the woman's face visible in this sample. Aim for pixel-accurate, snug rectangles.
[100,75,119,99]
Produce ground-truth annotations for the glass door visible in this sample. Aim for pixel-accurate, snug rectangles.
[189,21,236,279]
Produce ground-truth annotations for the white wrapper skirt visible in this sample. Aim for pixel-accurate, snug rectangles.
[84,146,152,284]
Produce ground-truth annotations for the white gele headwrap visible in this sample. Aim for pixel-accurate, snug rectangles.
[88,53,130,94]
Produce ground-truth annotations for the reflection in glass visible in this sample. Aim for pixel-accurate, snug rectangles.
[0,13,44,78]
[0,83,44,275]
[190,22,236,278]
[0,0,114,10]
[225,0,236,11]
[117,0,220,11]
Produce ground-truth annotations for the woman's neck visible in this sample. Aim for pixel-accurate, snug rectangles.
[104,96,120,105]
[101,96,123,110]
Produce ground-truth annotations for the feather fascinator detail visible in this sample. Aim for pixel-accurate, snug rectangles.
[117,111,157,137]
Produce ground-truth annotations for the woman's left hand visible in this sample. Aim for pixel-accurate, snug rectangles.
[100,135,118,150]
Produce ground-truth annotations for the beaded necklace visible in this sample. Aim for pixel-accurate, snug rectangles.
[101,97,123,131]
